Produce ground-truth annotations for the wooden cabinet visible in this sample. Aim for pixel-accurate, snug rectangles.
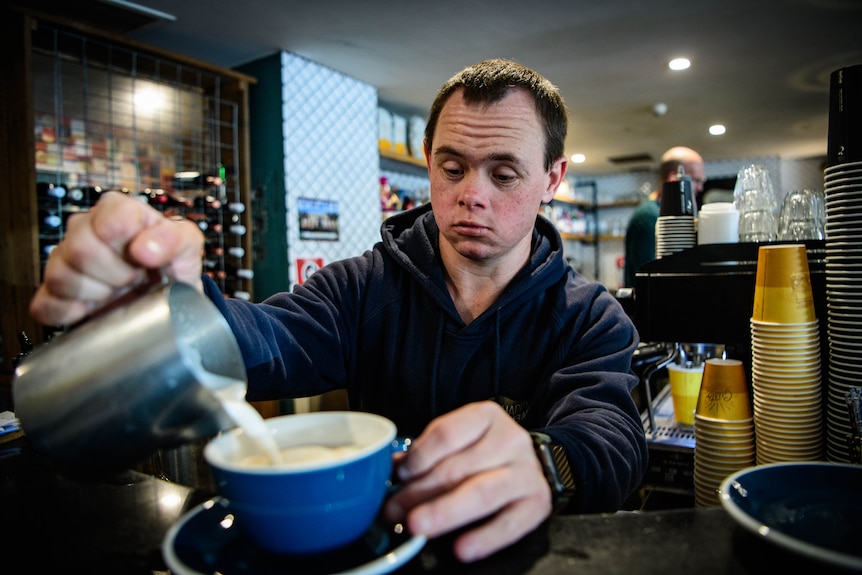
[0,6,255,376]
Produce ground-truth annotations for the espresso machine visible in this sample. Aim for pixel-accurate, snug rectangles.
[622,240,827,499]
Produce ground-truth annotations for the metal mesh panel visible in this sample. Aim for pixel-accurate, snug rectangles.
[280,53,380,287]
[31,25,251,298]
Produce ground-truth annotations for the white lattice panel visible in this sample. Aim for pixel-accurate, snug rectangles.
[280,52,380,287]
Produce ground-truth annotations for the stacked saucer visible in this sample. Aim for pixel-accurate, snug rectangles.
[693,358,755,508]
[823,159,862,462]
[655,215,696,258]
[750,244,824,464]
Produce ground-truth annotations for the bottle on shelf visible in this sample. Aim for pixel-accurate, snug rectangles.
[64,185,103,208]
[65,186,86,205]
[205,244,225,258]
[39,239,58,262]
[39,208,63,230]
[228,267,254,280]
[37,182,67,200]
[193,194,223,212]
[144,189,194,213]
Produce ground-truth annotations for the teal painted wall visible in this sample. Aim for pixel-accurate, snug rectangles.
[236,54,290,300]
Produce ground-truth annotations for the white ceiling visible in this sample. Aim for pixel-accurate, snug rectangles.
[36,0,862,174]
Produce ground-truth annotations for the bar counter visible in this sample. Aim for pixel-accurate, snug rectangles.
[0,435,850,575]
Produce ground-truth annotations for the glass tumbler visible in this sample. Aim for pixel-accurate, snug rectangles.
[778,188,825,241]
[734,164,779,243]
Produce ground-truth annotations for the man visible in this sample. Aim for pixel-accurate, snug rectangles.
[30,59,648,563]
[623,146,705,287]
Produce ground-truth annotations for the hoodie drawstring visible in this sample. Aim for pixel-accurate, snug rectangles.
[494,308,501,403]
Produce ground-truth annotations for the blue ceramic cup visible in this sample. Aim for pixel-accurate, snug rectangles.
[203,411,398,554]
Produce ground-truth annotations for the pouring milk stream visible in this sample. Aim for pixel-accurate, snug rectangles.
[185,345,284,464]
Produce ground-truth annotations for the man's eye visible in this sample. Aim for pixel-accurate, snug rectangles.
[494,172,517,184]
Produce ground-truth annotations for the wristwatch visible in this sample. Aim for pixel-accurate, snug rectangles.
[530,431,576,513]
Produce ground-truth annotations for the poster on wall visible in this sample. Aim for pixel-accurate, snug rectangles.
[296,257,324,285]
[298,197,339,241]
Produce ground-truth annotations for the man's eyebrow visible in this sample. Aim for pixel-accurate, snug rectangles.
[434,145,520,165]
[433,145,463,159]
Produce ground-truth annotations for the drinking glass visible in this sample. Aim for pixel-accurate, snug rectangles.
[778,188,825,241]
[734,164,778,242]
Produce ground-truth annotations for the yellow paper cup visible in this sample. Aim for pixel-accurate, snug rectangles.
[695,358,752,421]
[751,244,816,323]
[667,363,704,426]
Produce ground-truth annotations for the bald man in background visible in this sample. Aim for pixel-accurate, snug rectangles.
[623,146,705,288]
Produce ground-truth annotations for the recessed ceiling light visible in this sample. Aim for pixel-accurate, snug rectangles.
[709,124,727,135]
[668,58,691,71]
[571,153,586,164]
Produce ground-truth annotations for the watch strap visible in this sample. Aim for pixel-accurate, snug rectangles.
[530,431,576,513]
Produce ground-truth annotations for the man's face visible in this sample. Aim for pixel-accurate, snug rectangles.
[425,88,566,264]
[686,161,707,195]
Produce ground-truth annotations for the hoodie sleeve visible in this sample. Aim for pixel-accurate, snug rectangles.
[533,281,648,514]
[201,261,362,400]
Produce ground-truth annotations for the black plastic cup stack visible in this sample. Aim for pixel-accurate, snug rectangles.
[656,169,697,259]
[824,63,862,463]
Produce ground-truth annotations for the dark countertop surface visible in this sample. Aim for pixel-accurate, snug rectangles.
[1,434,855,575]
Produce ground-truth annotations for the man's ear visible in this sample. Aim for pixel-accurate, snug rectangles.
[543,156,568,202]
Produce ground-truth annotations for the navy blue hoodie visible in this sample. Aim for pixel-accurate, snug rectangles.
[205,203,648,512]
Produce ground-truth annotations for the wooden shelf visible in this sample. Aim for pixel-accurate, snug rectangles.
[560,233,625,242]
[551,194,592,208]
[599,199,641,209]
[560,232,593,242]
[550,196,639,210]
[379,148,426,168]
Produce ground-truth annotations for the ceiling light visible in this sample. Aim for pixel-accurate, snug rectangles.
[668,58,691,71]
[709,124,727,136]
[571,154,586,164]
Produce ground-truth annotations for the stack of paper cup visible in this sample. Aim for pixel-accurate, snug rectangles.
[750,244,824,464]
[693,358,755,507]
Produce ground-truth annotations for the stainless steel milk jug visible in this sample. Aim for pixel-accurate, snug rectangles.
[12,281,246,479]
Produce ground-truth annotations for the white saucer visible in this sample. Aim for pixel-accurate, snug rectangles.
[163,497,427,575]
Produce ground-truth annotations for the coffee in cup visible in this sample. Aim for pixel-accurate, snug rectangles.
[204,411,399,555]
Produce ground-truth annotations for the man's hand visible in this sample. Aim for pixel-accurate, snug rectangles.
[383,401,552,563]
[30,191,205,327]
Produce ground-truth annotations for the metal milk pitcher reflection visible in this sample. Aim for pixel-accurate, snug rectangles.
[12,281,246,479]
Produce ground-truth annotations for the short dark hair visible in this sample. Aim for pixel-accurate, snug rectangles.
[424,59,568,172]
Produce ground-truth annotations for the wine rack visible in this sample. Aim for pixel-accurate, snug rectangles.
[0,7,256,376]
[148,182,253,300]
[35,179,254,300]
[29,20,256,301]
